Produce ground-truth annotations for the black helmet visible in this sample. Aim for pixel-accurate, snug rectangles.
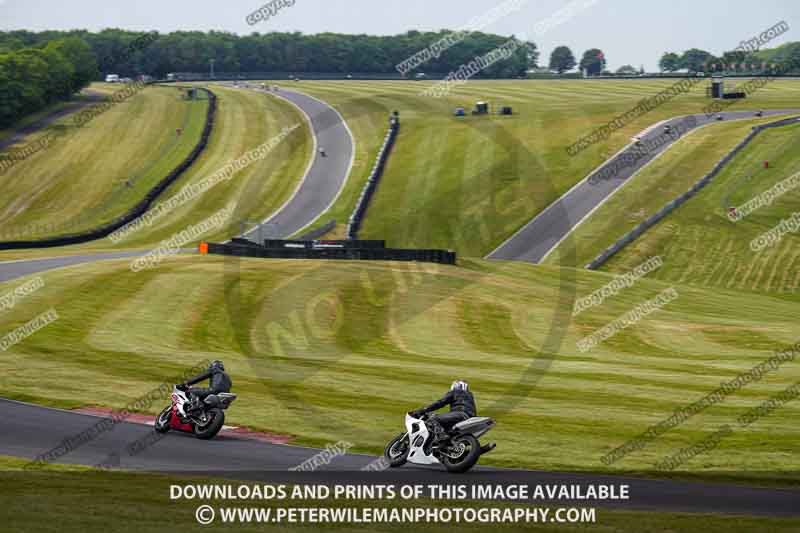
[209,360,225,373]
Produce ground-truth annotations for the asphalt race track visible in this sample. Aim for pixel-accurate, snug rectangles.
[229,84,354,240]
[1,399,798,516]
[487,109,800,264]
[0,251,145,284]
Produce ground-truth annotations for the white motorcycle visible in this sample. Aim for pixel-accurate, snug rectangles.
[384,412,496,473]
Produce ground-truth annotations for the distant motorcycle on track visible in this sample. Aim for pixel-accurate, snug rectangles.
[383,412,496,473]
[154,385,237,440]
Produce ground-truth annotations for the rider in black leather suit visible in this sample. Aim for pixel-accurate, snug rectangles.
[179,360,232,406]
[411,380,476,445]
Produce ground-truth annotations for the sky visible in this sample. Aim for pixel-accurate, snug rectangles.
[0,0,798,71]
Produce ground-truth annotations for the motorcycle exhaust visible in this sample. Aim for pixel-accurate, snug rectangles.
[480,442,496,455]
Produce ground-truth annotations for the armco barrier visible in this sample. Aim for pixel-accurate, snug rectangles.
[0,87,217,250]
[586,115,800,270]
[347,115,400,239]
[204,242,456,265]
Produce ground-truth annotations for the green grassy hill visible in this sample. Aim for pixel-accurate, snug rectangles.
[0,85,209,239]
[2,256,798,481]
[564,119,800,293]
[0,85,312,254]
[285,79,800,256]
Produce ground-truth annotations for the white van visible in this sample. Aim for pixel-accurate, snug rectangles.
[105,74,120,83]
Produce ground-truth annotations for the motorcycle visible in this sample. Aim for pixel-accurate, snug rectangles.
[154,385,237,440]
[384,412,496,473]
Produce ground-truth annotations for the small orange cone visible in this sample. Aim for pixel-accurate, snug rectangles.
[199,242,209,254]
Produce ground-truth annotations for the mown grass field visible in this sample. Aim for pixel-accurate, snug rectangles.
[4,456,798,533]
[0,85,209,239]
[283,79,800,257]
[1,256,798,483]
[558,118,800,292]
[543,116,800,269]
[0,84,312,258]
[104,84,312,249]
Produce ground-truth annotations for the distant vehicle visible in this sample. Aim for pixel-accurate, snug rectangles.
[696,71,705,77]
[105,74,120,83]
[755,110,764,117]
[120,77,133,83]
[414,73,427,80]
[166,73,177,81]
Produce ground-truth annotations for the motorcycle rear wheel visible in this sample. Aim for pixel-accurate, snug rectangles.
[154,406,172,433]
[193,408,225,440]
[440,434,481,473]
[384,432,410,467]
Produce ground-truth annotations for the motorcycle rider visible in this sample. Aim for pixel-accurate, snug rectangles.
[178,360,232,410]
[410,380,476,448]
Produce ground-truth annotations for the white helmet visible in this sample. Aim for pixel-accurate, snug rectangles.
[451,380,468,392]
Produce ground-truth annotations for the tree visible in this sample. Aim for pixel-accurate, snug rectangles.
[51,37,97,90]
[659,52,680,72]
[616,64,637,75]
[579,48,606,76]
[680,48,713,72]
[790,44,800,71]
[548,46,576,74]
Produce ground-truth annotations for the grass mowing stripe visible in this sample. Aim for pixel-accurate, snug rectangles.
[2,256,799,480]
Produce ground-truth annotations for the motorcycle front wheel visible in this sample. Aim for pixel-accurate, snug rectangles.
[384,432,410,467]
[440,434,481,473]
[193,408,225,440]
[154,406,172,433]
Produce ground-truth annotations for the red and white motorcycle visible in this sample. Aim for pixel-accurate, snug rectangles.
[154,385,237,440]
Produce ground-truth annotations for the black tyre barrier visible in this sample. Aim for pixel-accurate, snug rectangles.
[0,87,218,250]
[347,116,400,240]
[586,115,800,270]
[204,241,456,265]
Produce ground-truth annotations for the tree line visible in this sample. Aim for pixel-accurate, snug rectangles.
[0,37,96,128]
[548,44,800,76]
[0,29,537,79]
[0,28,540,128]
[659,44,800,73]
